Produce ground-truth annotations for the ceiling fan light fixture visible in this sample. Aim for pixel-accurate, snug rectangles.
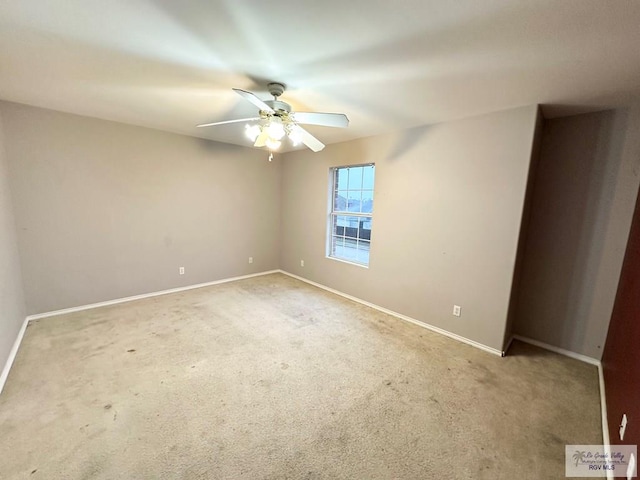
[265,137,281,150]
[199,84,347,153]
[266,118,286,140]
[245,124,261,142]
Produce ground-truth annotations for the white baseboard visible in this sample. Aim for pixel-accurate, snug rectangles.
[0,316,29,395]
[26,270,280,321]
[512,333,611,474]
[511,334,601,365]
[279,270,503,357]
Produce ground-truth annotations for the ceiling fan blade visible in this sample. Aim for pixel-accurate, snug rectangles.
[196,117,260,128]
[293,112,349,128]
[254,129,269,148]
[293,125,325,152]
[233,88,275,114]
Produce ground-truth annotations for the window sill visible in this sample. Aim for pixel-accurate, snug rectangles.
[326,255,369,269]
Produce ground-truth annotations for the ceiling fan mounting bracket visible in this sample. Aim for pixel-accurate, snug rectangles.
[267,82,286,99]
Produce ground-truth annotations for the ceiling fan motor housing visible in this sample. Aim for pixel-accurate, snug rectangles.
[264,100,291,115]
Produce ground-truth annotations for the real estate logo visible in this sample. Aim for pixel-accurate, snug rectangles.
[565,444,636,477]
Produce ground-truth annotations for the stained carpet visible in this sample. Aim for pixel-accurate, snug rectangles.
[0,273,601,479]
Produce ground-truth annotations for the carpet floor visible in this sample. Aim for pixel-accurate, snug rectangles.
[0,273,601,479]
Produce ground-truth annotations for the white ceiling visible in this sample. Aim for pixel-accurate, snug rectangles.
[1,1,640,151]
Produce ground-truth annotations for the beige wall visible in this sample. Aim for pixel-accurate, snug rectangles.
[0,109,26,369]
[1,102,281,315]
[280,106,539,352]
[6,99,635,360]
[515,106,640,359]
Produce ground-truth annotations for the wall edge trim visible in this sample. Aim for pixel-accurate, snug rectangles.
[279,270,503,357]
[502,335,515,357]
[0,316,29,395]
[26,270,280,321]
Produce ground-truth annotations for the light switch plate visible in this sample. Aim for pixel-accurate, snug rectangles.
[627,452,635,480]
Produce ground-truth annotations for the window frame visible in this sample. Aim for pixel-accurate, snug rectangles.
[326,163,375,267]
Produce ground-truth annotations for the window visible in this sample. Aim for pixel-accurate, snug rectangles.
[328,164,375,266]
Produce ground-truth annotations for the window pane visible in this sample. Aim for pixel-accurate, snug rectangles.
[338,215,350,226]
[361,190,373,213]
[348,167,363,190]
[360,219,372,241]
[334,191,348,211]
[334,215,349,236]
[344,216,359,239]
[356,244,370,264]
[337,236,358,262]
[329,235,342,257]
[347,191,362,212]
[336,168,348,190]
[363,165,375,190]
[330,231,371,264]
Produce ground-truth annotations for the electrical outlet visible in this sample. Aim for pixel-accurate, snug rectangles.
[179,267,185,275]
[248,257,253,264]
[453,305,461,317]
[620,413,628,441]
[300,260,305,267]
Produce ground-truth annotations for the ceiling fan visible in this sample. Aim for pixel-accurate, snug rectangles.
[197,83,349,153]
